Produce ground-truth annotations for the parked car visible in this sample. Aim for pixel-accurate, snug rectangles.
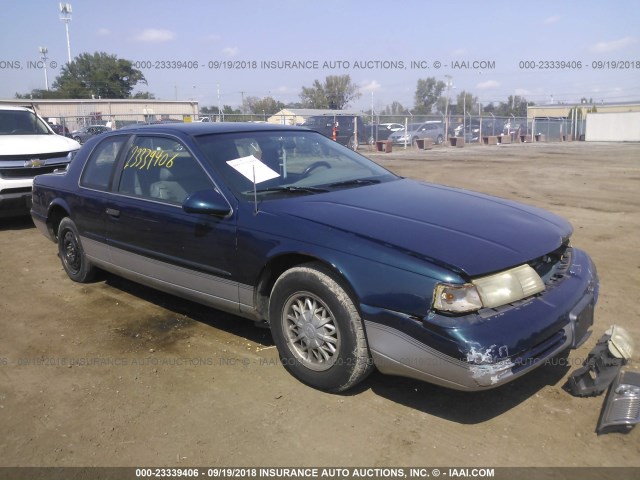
[48,123,72,138]
[31,123,598,393]
[454,119,504,143]
[0,105,80,217]
[388,121,444,145]
[301,114,366,149]
[70,125,110,144]
[503,120,526,138]
[365,122,404,144]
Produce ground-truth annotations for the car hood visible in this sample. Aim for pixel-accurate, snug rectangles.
[264,179,572,277]
[1,134,80,155]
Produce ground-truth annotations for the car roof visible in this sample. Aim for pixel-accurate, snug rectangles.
[116,122,307,135]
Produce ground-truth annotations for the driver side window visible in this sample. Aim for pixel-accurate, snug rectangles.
[118,136,213,204]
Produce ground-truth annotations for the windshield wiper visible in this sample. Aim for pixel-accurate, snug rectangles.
[327,178,381,188]
[252,185,329,195]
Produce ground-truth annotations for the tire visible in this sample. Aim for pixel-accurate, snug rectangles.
[57,217,96,283]
[347,135,358,151]
[269,263,373,392]
[73,136,82,144]
[436,134,444,144]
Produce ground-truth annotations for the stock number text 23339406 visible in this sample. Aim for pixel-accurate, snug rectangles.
[125,146,179,170]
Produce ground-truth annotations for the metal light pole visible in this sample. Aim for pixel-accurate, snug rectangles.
[39,47,49,91]
[444,75,453,142]
[59,3,72,64]
[217,84,222,121]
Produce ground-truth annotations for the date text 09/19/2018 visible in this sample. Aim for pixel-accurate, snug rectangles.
[519,60,640,69]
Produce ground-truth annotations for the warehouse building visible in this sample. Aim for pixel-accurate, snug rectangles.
[0,98,199,131]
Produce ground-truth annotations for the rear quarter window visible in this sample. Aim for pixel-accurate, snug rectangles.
[80,135,128,190]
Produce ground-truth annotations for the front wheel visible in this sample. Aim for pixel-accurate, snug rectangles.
[57,217,96,283]
[436,134,444,144]
[269,263,373,392]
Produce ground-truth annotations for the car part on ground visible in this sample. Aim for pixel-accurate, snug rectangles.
[563,325,633,397]
[597,370,640,435]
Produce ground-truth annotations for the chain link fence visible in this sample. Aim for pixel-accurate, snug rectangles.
[46,111,583,145]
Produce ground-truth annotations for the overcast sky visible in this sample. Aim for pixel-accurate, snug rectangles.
[1,0,639,110]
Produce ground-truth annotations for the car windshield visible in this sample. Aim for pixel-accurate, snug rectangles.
[195,130,398,199]
[0,109,51,135]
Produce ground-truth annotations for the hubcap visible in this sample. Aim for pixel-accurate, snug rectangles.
[283,292,339,371]
[62,230,81,273]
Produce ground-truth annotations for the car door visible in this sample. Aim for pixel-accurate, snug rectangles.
[105,134,241,312]
[76,134,130,262]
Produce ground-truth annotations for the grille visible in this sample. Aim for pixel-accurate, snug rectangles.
[0,164,65,179]
[529,243,571,284]
[0,151,71,162]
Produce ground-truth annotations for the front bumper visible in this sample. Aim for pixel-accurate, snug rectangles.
[364,248,599,391]
[0,180,33,217]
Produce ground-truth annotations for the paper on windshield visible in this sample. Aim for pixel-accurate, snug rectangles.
[226,155,280,184]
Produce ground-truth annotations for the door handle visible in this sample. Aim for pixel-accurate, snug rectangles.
[106,207,120,218]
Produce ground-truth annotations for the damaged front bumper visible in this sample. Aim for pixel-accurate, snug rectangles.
[364,248,599,391]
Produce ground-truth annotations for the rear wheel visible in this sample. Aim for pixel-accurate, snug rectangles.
[57,217,96,283]
[269,263,373,392]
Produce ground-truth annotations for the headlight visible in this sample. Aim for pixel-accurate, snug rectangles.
[433,264,545,313]
[433,283,483,313]
[472,264,544,308]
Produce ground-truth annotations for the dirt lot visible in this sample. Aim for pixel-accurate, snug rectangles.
[0,141,638,468]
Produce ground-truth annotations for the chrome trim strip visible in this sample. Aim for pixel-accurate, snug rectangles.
[80,236,257,317]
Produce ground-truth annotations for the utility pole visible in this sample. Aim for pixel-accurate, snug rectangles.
[39,47,49,91]
[444,75,453,142]
[59,3,72,64]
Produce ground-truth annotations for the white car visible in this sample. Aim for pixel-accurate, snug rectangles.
[0,105,80,217]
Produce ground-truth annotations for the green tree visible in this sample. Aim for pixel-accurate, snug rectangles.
[132,91,156,99]
[51,52,147,98]
[413,77,446,114]
[15,89,65,99]
[222,105,241,115]
[456,91,478,115]
[493,96,533,117]
[300,75,360,109]
[381,101,409,116]
[200,105,220,115]
[242,96,285,115]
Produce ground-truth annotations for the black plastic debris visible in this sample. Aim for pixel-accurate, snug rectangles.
[563,330,628,397]
[597,370,640,434]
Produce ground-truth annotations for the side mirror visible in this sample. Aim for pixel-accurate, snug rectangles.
[182,189,231,217]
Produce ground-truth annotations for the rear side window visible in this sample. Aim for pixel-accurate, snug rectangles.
[80,135,127,190]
